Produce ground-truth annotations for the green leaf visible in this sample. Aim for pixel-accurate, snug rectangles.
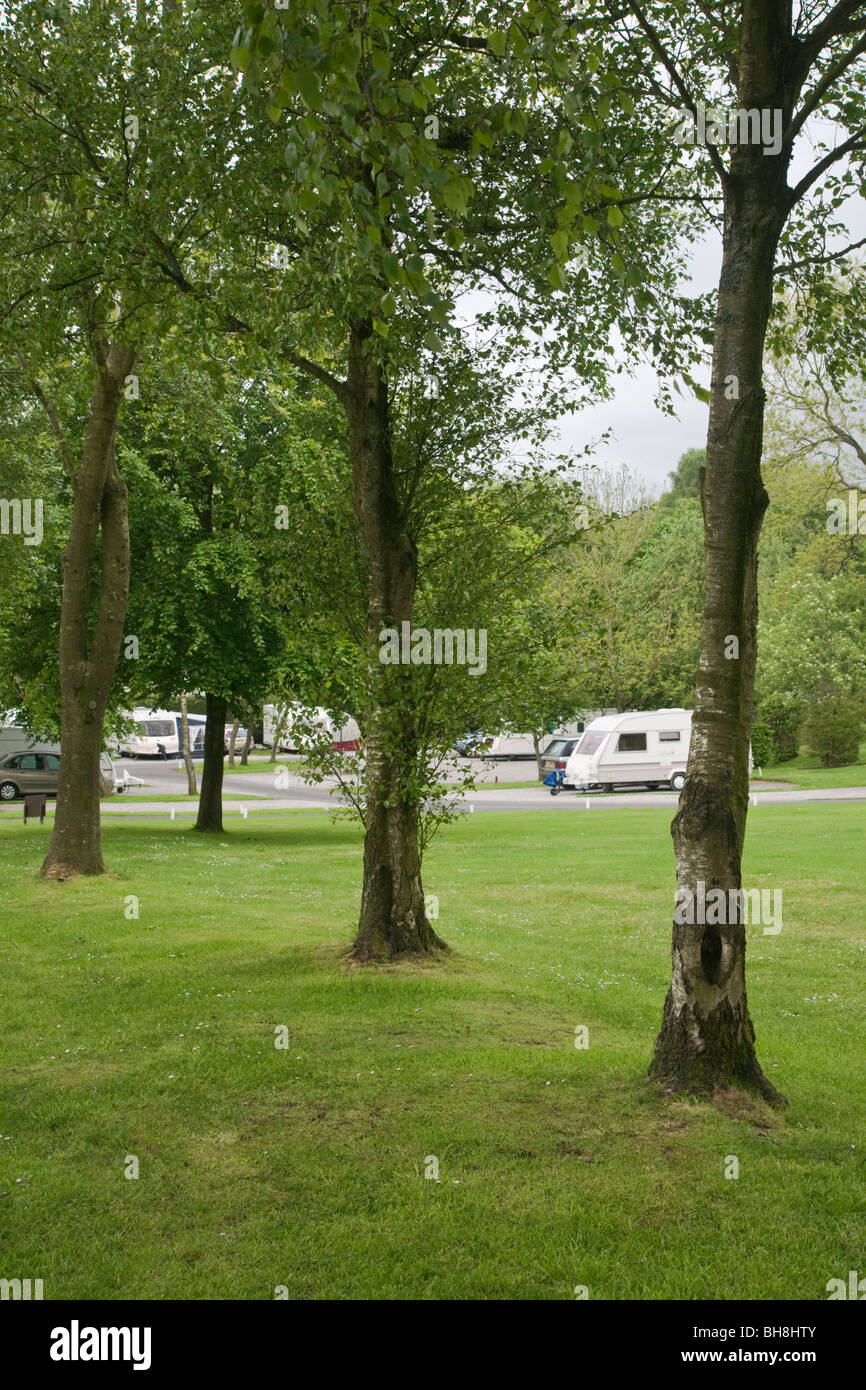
[441,176,472,216]
[296,68,321,109]
[550,229,569,261]
[547,262,567,291]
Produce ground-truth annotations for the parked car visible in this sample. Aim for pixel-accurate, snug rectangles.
[453,730,485,756]
[0,749,61,800]
[539,736,581,777]
[0,748,118,801]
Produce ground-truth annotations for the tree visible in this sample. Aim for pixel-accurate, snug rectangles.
[119,364,300,833]
[232,0,707,960]
[0,0,242,874]
[658,447,705,509]
[759,573,866,715]
[802,681,865,765]
[557,465,657,711]
[600,0,866,1101]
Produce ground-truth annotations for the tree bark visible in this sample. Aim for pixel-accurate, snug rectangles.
[239,719,254,765]
[194,692,227,832]
[41,342,136,879]
[269,707,287,761]
[650,4,792,1103]
[180,692,197,795]
[344,320,446,962]
[227,716,240,766]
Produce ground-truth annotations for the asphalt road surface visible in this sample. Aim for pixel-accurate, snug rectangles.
[101,755,866,815]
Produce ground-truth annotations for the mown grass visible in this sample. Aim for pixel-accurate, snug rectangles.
[1,804,864,1300]
[223,758,309,774]
[756,742,866,790]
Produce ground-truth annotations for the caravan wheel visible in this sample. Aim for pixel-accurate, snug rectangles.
[670,771,686,792]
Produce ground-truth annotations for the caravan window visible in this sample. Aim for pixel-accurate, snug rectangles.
[575,730,605,755]
[659,730,681,742]
[617,732,647,752]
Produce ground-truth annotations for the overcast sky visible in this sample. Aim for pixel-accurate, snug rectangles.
[554,229,720,498]
[547,116,864,498]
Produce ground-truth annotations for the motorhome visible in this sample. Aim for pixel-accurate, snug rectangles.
[561,709,694,793]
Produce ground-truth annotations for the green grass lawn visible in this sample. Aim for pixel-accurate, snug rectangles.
[0,792,269,816]
[754,742,866,790]
[105,793,269,803]
[1,804,863,1300]
[224,758,309,774]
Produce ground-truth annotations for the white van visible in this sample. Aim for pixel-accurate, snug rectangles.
[562,709,693,792]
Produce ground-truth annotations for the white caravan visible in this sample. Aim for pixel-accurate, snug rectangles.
[483,719,592,761]
[116,708,181,758]
[562,709,694,792]
[0,720,60,758]
[263,704,361,753]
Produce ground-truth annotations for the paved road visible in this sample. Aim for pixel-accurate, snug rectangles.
[95,756,866,815]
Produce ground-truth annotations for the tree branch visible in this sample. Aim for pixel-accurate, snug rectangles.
[785,31,866,145]
[14,345,76,477]
[789,122,866,202]
[624,1,728,183]
[774,230,866,275]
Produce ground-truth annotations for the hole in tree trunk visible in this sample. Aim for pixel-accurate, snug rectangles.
[700,925,722,985]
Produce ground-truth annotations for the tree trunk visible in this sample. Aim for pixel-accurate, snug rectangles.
[194,692,227,832]
[344,320,445,962]
[180,692,197,795]
[269,708,287,762]
[533,731,544,781]
[227,717,240,766]
[650,12,791,1103]
[41,342,136,880]
[239,720,254,765]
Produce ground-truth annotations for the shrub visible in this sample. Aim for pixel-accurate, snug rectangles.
[750,721,774,770]
[802,686,865,767]
[761,692,801,762]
